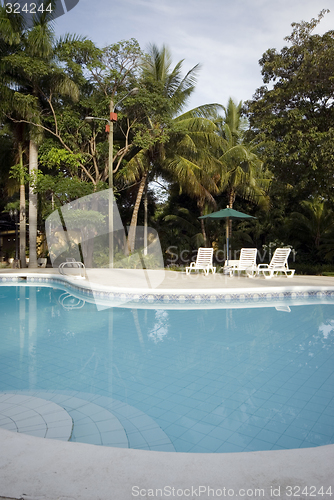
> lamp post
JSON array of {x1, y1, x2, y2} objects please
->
[
  {"x1": 9, "y1": 208, "x2": 19, "y2": 267},
  {"x1": 85, "y1": 88, "x2": 138, "y2": 268}
]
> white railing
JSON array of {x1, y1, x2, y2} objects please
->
[
  {"x1": 58, "y1": 292, "x2": 86, "y2": 310},
  {"x1": 58, "y1": 259, "x2": 86, "y2": 279}
]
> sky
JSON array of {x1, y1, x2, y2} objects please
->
[{"x1": 54, "y1": 0, "x2": 333, "y2": 111}]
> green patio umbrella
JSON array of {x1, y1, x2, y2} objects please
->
[{"x1": 199, "y1": 207, "x2": 256, "y2": 264}]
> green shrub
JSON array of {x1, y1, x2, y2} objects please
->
[{"x1": 293, "y1": 263, "x2": 334, "y2": 275}]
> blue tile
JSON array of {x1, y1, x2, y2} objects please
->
[
  {"x1": 304, "y1": 402, "x2": 327, "y2": 413},
  {"x1": 73, "y1": 434, "x2": 101, "y2": 445},
  {"x1": 188, "y1": 444, "x2": 212, "y2": 453},
  {"x1": 197, "y1": 435, "x2": 223, "y2": 452},
  {"x1": 220, "y1": 418, "x2": 243, "y2": 432},
  {"x1": 190, "y1": 421, "x2": 216, "y2": 435},
  {"x1": 264, "y1": 420, "x2": 289, "y2": 434},
  {"x1": 227, "y1": 410, "x2": 250, "y2": 423},
  {"x1": 276, "y1": 435, "x2": 303, "y2": 449},
  {"x1": 216, "y1": 442, "x2": 244, "y2": 453},
  {"x1": 309, "y1": 395, "x2": 331, "y2": 406},
  {"x1": 179, "y1": 428, "x2": 206, "y2": 444},
  {"x1": 271, "y1": 444, "x2": 286, "y2": 450},
  {"x1": 305, "y1": 431, "x2": 332, "y2": 446},
  {"x1": 155, "y1": 400, "x2": 174, "y2": 410},
  {"x1": 226, "y1": 432, "x2": 254, "y2": 447},
  {"x1": 247, "y1": 439, "x2": 274, "y2": 452},
  {"x1": 173, "y1": 438, "x2": 195, "y2": 452},
  {"x1": 164, "y1": 423, "x2": 188, "y2": 438},
  {"x1": 254, "y1": 407, "x2": 276, "y2": 419},
  {"x1": 300, "y1": 409, "x2": 322, "y2": 422},
  {"x1": 220, "y1": 399, "x2": 241, "y2": 410},
  {"x1": 186, "y1": 408, "x2": 208, "y2": 420},
  {"x1": 208, "y1": 426, "x2": 234, "y2": 440},
  {"x1": 262, "y1": 401, "x2": 284, "y2": 413},
  {"x1": 156, "y1": 410, "x2": 179, "y2": 424},
  {"x1": 284, "y1": 425, "x2": 309, "y2": 441},
  {"x1": 269, "y1": 394, "x2": 289, "y2": 404},
  {"x1": 311, "y1": 421, "x2": 334, "y2": 437},
  {"x1": 149, "y1": 443, "x2": 175, "y2": 452},
  {"x1": 255, "y1": 429, "x2": 281, "y2": 445},
  {"x1": 299, "y1": 441, "x2": 318, "y2": 449},
  {"x1": 317, "y1": 413, "x2": 334, "y2": 426},
  {"x1": 271, "y1": 412, "x2": 296, "y2": 425},
  {"x1": 238, "y1": 423, "x2": 261, "y2": 438},
  {"x1": 323, "y1": 406, "x2": 334, "y2": 417}
]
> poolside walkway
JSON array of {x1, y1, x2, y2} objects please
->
[
  {"x1": 0, "y1": 268, "x2": 334, "y2": 499},
  {"x1": 2, "y1": 266, "x2": 334, "y2": 290}
]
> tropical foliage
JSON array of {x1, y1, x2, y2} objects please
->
[{"x1": 0, "y1": 9, "x2": 333, "y2": 272}]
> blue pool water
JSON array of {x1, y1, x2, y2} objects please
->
[{"x1": 0, "y1": 285, "x2": 334, "y2": 453}]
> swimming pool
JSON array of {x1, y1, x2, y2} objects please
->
[{"x1": 1, "y1": 284, "x2": 333, "y2": 453}]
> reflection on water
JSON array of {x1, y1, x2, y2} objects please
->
[
  {"x1": 0, "y1": 285, "x2": 334, "y2": 452},
  {"x1": 319, "y1": 320, "x2": 334, "y2": 339},
  {"x1": 148, "y1": 310, "x2": 169, "y2": 343}
]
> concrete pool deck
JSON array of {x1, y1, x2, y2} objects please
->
[
  {"x1": 2, "y1": 266, "x2": 334, "y2": 289},
  {"x1": 0, "y1": 268, "x2": 334, "y2": 499}
]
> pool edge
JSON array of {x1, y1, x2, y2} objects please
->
[{"x1": 1, "y1": 269, "x2": 334, "y2": 499}]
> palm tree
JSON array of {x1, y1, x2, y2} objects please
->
[
  {"x1": 287, "y1": 198, "x2": 334, "y2": 259},
  {"x1": 121, "y1": 44, "x2": 220, "y2": 252},
  {"x1": 1, "y1": 6, "x2": 78, "y2": 266},
  {"x1": 211, "y1": 98, "x2": 271, "y2": 243},
  {"x1": 216, "y1": 98, "x2": 270, "y2": 209}
]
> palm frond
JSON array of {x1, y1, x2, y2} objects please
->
[{"x1": 177, "y1": 104, "x2": 224, "y2": 121}]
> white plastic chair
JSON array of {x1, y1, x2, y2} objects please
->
[
  {"x1": 257, "y1": 248, "x2": 295, "y2": 279},
  {"x1": 224, "y1": 248, "x2": 258, "y2": 277},
  {"x1": 186, "y1": 248, "x2": 216, "y2": 276}
]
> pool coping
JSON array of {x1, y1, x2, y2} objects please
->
[
  {"x1": 1, "y1": 269, "x2": 334, "y2": 499},
  {"x1": 2, "y1": 269, "x2": 334, "y2": 309}
]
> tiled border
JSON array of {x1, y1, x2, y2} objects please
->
[
  {"x1": 0, "y1": 394, "x2": 73, "y2": 440},
  {"x1": 1, "y1": 274, "x2": 334, "y2": 309},
  {"x1": 3, "y1": 391, "x2": 175, "y2": 452}
]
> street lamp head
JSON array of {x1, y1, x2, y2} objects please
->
[
  {"x1": 129, "y1": 87, "x2": 139, "y2": 95},
  {"x1": 85, "y1": 116, "x2": 108, "y2": 123},
  {"x1": 9, "y1": 209, "x2": 18, "y2": 218}
]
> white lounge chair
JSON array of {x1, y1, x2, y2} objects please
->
[
  {"x1": 186, "y1": 248, "x2": 216, "y2": 276},
  {"x1": 224, "y1": 248, "x2": 258, "y2": 277},
  {"x1": 257, "y1": 248, "x2": 295, "y2": 279}
]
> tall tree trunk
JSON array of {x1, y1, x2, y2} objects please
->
[
  {"x1": 228, "y1": 190, "x2": 235, "y2": 209},
  {"x1": 198, "y1": 202, "x2": 208, "y2": 247},
  {"x1": 228, "y1": 189, "x2": 236, "y2": 245},
  {"x1": 143, "y1": 178, "x2": 148, "y2": 256},
  {"x1": 19, "y1": 143, "x2": 26, "y2": 268},
  {"x1": 200, "y1": 217, "x2": 208, "y2": 247},
  {"x1": 127, "y1": 171, "x2": 148, "y2": 254},
  {"x1": 28, "y1": 140, "x2": 38, "y2": 268}
]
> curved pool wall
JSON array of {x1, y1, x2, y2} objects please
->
[
  {"x1": 1, "y1": 271, "x2": 334, "y2": 310},
  {"x1": 1, "y1": 270, "x2": 334, "y2": 499}
]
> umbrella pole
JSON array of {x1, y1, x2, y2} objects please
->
[{"x1": 226, "y1": 218, "x2": 229, "y2": 265}]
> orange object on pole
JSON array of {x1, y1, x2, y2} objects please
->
[
  {"x1": 110, "y1": 112, "x2": 118, "y2": 122},
  {"x1": 105, "y1": 124, "x2": 110, "y2": 133}
]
